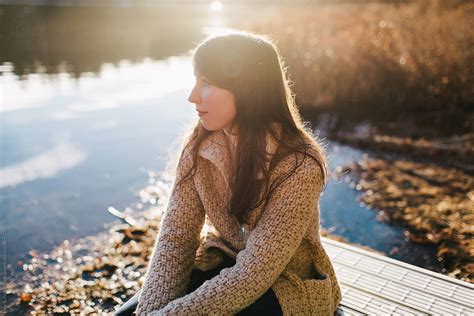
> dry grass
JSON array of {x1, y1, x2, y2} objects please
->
[{"x1": 246, "y1": 1, "x2": 473, "y2": 134}]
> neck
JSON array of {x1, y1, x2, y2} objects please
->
[
  {"x1": 223, "y1": 128, "x2": 238, "y2": 145},
  {"x1": 223, "y1": 127, "x2": 238, "y2": 136},
  {"x1": 222, "y1": 129, "x2": 238, "y2": 170}
]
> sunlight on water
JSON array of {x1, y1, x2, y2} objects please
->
[
  {"x1": 0, "y1": 56, "x2": 194, "y2": 114},
  {"x1": 0, "y1": 141, "x2": 87, "y2": 188}
]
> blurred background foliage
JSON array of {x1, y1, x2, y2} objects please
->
[{"x1": 247, "y1": 0, "x2": 473, "y2": 137}]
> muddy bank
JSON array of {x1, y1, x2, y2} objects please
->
[
  {"x1": 339, "y1": 155, "x2": 473, "y2": 284},
  {"x1": 334, "y1": 127, "x2": 474, "y2": 173},
  {"x1": 305, "y1": 111, "x2": 474, "y2": 173}
]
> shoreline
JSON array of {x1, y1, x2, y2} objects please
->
[{"x1": 303, "y1": 109, "x2": 473, "y2": 172}]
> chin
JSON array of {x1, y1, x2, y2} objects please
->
[
  {"x1": 200, "y1": 120, "x2": 224, "y2": 132},
  {"x1": 200, "y1": 121, "x2": 215, "y2": 131}
]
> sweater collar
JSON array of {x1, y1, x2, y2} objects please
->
[{"x1": 197, "y1": 123, "x2": 281, "y2": 191}]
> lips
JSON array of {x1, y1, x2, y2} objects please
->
[{"x1": 197, "y1": 110, "x2": 208, "y2": 117}]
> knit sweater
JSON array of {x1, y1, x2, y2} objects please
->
[{"x1": 135, "y1": 125, "x2": 342, "y2": 315}]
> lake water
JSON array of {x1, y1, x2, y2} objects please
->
[
  {"x1": 1, "y1": 56, "x2": 198, "y2": 271},
  {"x1": 0, "y1": 3, "x2": 443, "y2": 280}
]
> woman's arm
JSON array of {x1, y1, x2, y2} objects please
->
[
  {"x1": 151, "y1": 154, "x2": 324, "y2": 316},
  {"x1": 135, "y1": 151, "x2": 206, "y2": 314}
]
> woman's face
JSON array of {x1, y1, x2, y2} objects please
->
[{"x1": 188, "y1": 73, "x2": 237, "y2": 133}]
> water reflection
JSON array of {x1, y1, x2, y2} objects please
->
[
  {"x1": 1, "y1": 55, "x2": 197, "y2": 273},
  {"x1": 0, "y1": 142, "x2": 87, "y2": 188},
  {"x1": 0, "y1": 4, "x2": 211, "y2": 78},
  {"x1": 0, "y1": 3, "x2": 271, "y2": 80},
  {"x1": 321, "y1": 141, "x2": 443, "y2": 271},
  {"x1": 1, "y1": 56, "x2": 194, "y2": 113}
]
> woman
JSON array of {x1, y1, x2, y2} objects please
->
[{"x1": 117, "y1": 31, "x2": 342, "y2": 315}]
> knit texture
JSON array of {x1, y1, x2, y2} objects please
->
[{"x1": 135, "y1": 126, "x2": 342, "y2": 315}]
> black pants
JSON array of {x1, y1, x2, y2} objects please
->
[{"x1": 114, "y1": 253, "x2": 283, "y2": 315}]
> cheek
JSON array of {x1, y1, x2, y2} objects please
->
[
  {"x1": 210, "y1": 103, "x2": 236, "y2": 129},
  {"x1": 221, "y1": 102, "x2": 236, "y2": 120},
  {"x1": 201, "y1": 87, "x2": 236, "y2": 121},
  {"x1": 200, "y1": 86, "x2": 212, "y2": 99}
]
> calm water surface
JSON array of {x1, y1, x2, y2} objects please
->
[{"x1": 1, "y1": 56, "x2": 197, "y2": 271}]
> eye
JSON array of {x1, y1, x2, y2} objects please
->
[{"x1": 200, "y1": 76, "x2": 211, "y2": 86}]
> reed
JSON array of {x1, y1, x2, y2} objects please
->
[{"x1": 247, "y1": 1, "x2": 473, "y2": 135}]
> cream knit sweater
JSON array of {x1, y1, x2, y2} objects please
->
[{"x1": 135, "y1": 126, "x2": 342, "y2": 315}]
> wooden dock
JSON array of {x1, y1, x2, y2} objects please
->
[{"x1": 321, "y1": 237, "x2": 474, "y2": 315}]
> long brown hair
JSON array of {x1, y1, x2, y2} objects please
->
[{"x1": 176, "y1": 31, "x2": 328, "y2": 225}]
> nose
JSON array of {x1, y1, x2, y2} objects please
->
[{"x1": 188, "y1": 84, "x2": 200, "y2": 104}]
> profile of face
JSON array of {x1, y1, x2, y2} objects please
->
[{"x1": 188, "y1": 73, "x2": 237, "y2": 133}]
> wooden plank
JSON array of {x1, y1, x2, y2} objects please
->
[{"x1": 320, "y1": 237, "x2": 474, "y2": 315}]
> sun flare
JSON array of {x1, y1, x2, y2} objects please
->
[{"x1": 210, "y1": 1, "x2": 223, "y2": 13}]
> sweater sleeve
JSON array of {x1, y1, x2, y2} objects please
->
[
  {"x1": 135, "y1": 150, "x2": 206, "y2": 314},
  {"x1": 150, "y1": 155, "x2": 324, "y2": 316}
]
